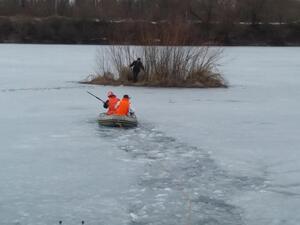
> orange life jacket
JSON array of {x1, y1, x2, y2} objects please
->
[
  {"x1": 115, "y1": 98, "x2": 130, "y2": 116},
  {"x1": 107, "y1": 96, "x2": 119, "y2": 115}
]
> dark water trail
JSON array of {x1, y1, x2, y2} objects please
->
[{"x1": 96, "y1": 123, "x2": 267, "y2": 225}]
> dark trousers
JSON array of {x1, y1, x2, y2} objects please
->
[{"x1": 133, "y1": 70, "x2": 139, "y2": 82}]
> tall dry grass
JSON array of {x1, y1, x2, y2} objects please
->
[{"x1": 82, "y1": 44, "x2": 226, "y2": 88}]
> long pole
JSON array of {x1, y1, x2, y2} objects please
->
[{"x1": 87, "y1": 91, "x2": 105, "y2": 103}]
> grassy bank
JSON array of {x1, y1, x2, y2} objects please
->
[{"x1": 81, "y1": 72, "x2": 226, "y2": 88}]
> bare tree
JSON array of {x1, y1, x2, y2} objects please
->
[
  {"x1": 189, "y1": 0, "x2": 219, "y2": 36},
  {"x1": 237, "y1": 0, "x2": 269, "y2": 25},
  {"x1": 269, "y1": 0, "x2": 300, "y2": 24}
]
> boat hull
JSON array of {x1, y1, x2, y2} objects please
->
[{"x1": 98, "y1": 113, "x2": 138, "y2": 128}]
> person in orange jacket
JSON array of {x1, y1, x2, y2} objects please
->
[
  {"x1": 103, "y1": 91, "x2": 119, "y2": 115},
  {"x1": 114, "y1": 95, "x2": 131, "y2": 116}
]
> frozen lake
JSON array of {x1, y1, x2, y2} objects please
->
[{"x1": 0, "y1": 44, "x2": 300, "y2": 225}]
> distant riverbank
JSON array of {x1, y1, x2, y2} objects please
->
[{"x1": 1, "y1": 16, "x2": 300, "y2": 46}]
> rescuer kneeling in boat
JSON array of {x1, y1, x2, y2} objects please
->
[
  {"x1": 103, "y1": 91, "x2": 119, "y2": 115},
  {"x1": 114, "y1": 95, "x2": 131, "y2": 116}
]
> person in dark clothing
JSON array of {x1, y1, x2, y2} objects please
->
[{"x1": 130, "y1": 58, "x2": 145, "y2": 82}]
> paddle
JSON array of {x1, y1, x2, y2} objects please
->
[{"x1": 87, "y1": 91, "x2": 105, "y2": 103}]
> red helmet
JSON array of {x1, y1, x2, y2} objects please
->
[{"x1": 107, "y1": 91, "x2": 115, "y2": 97}]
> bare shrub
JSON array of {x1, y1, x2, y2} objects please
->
[
  {"x1": 119, "y1": 66, "x2": 132, "y2": 82},
  {"x1": 86, "y1": 44, "x2": 226, "y2": 88},
  {"x1": 86, "y1": 17, "x2": 226, "y2": 88}
]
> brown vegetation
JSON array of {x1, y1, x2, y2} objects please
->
[
  {"x1": 0, "y1": 0, "x2": 300, "y2": 45},
  {"x1": 1, "y1": 0, "x2": 300, "y2": 24},
  {"x1": 81, "y1": 20, "x2": 227, "y2": 88},
  {"x1": 81, "y1": 45, "x2": 227, "y2": 88}
]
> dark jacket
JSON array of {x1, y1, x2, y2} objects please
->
[{"x1": 130, "y1": 60, "x2": 145, "y2": 73}]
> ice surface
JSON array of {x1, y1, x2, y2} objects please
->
[{"x1": 0, "y1": 44, "x2": 300, "y2": 225}]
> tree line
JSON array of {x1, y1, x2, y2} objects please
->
[
  {"x1": 1, "y1": 0, "x2": 300, "y2": 24},
  {"x1": 0, "y1": 0, "x2": 300, "y2": 45}
]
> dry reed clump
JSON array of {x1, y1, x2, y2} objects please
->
[
  {"x1": 83, "y1": 45, "x2": 227, "y2": 88},
  {"x1": 81, "y1": 72, "x2": 119, "y2": 85}
]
